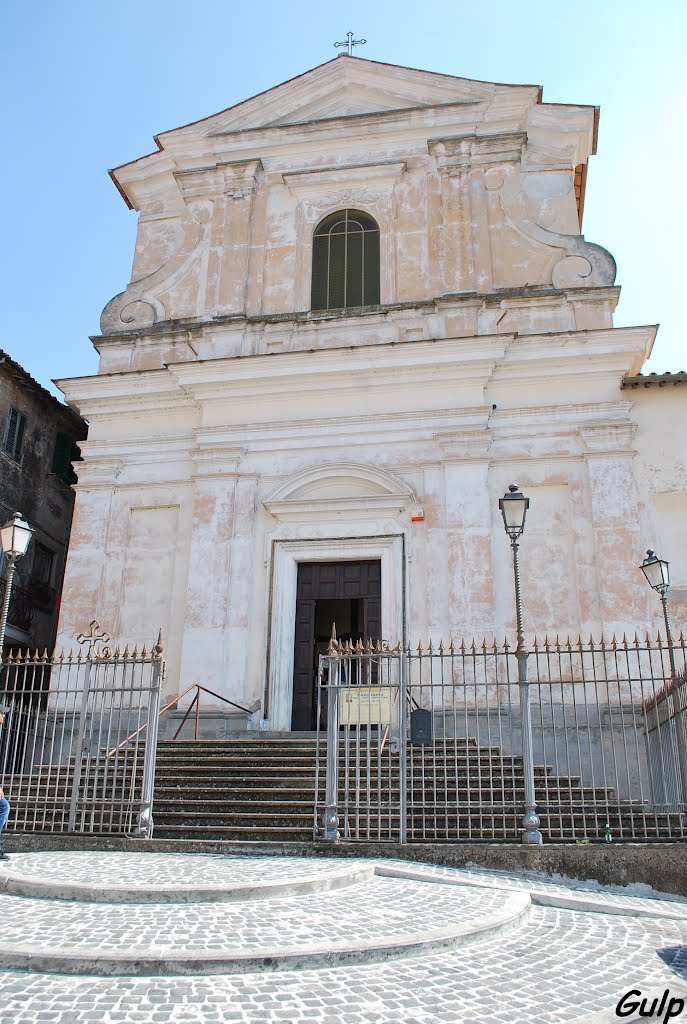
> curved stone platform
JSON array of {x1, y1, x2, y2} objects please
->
[
  {"x1": 0, "y1": 851, "x2": 374, "y2": 902},
  {"x1": 0, "y1": 851, "x2": 685, "y2": 1022},
  {"x1": 0, "y1": 853, "x2": 529, "y2": 975}
]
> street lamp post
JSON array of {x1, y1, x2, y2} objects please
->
[
  {"x1": 499, "y1": 484, "x2": 543, "y2": 845},
  {"x1": 0, "y1": 512, "x2": 34, "y2": 657},
  {"x1": 640, "y1": 549, "x2": 686, "y2": 803},
  {"x1": 640, "y1": 550, "x2": 676, "y2": 678}
]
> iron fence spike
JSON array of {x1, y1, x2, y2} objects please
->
[
  {"x1": 428, "y1": 640, "x2": 434, "y2": 655},
  {"x1": 449, "y1": 639, "x2": 455, "y2": 654},
  {"x1": 132, "y1": 645, "x2": 139, "y2": 658},
  {"x1": 154, "y1": 628, "x2": 164, "y2": 656},
  {"x1": 141, "y1": 644, "x2": 148, "y2": 658},
  {"x1": 438, "y1": 640, "x2": 444, "y2": 654},
  {"x1": 123, "y1": 645, "x2": 130, "y2": 658},
  {"x1": 417, "y1": 641, "x2": 423, "y2": 654}
]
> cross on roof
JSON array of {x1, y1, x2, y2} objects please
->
[{"x1": 334, "y1": 31, "x2": 366, "y2": 56}]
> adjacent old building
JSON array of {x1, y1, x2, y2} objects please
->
[
  {"x1": 0, "y1": 350, "x2": 87, "y2": 655},
  {"x1": 54, "y1": 55, "x2": 686, "y2": 729}
]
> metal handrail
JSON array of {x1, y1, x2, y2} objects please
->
[{"x1": 109, "y1": 682, "x2": 253, "y2": 754}]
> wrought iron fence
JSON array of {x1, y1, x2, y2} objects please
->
[
  {"x1": 0, "y1": 622, "x2": 163, "y2": 836},
  {"x1": 315, "y1": 633, "x2": 687, "y2": 843}
]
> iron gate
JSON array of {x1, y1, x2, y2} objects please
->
[
  {"x1": 315, "y1": 634, "x2": 687, "y2": 843},
  {"x1": 0, "y1": 622, "x2": 163, "y2": 836}
]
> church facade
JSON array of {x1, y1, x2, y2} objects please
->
[{"x1": 55, "y1": 56, "x2": 687, "y2": 730}]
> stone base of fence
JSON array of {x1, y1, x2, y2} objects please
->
[{"x1": 4, "y1": 832, "x2": 686, "y2": 898}]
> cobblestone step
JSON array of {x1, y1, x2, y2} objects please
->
[{"x1": 0, "y1": 853, "x2": 531, "y2": 975}]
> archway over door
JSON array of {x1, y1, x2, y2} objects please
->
[{"x1": 292, "y1": 560, "x2": 381, "y2": 730}]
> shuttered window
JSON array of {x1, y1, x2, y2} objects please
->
[
  {"x1": 311, "y1": 210, "x2": 380, "y2": 312},
  {"x1": 32, "y1": 542, "x2": 55, "y2": 586},
  {"x1": 2, "y1": 406, "x2": 26, "y2": 461},
  {"x1": 51, "y1": 431, "x2": 82, "y2": 484}
]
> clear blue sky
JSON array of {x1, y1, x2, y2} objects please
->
[{"x1": 2, "y1": 0, "x2": 685, "y2": 398}]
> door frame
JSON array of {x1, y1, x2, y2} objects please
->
[{"x1": 266, "y1": 536, "x2": 405, "y2": 731}]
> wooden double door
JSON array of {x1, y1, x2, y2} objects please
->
[{"x1": 291, "y1": 560, "x2": 381, "y2": 730}]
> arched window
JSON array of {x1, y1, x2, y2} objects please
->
[{"x1": 311, "y1": 209, "x2": 380, "y2": 311}]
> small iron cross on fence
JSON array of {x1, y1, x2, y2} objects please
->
[{"x1": 334, "y1": 31, "x2": 366, "y2": 56}]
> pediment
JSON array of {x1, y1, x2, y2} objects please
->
[
  {"x1": 264, "y1": 462, "x2": 416, "y2": 523},
  {"x1": 162, "y1": 57, "x2": 499, "y2": 142}
]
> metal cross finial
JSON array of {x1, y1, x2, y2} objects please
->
[
  {"x1": 76, "y1": 619, "x2": 112, "y2": 660},
  {"x1": 334, "y1": 31, "x2": 366, "y2": 56}
]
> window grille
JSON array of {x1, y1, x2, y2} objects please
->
[
  {"x1": 311, "y1": 209, "x2": 380, "y2": 312},
  {"x1": 2, "y1": 406, "x2": 26, "y2": 462}
]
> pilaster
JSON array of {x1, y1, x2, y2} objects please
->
[
  {"x1": 436, "y1": 430, "x2": 496, "y2": 642},
  {"x1": 579, "y1": 423, "x2": 651, "y2": 635},
  {"x1": 178, "y1": 445, "x2": 245, "y2": 701}
]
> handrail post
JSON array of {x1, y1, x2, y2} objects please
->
[
  {"x1": 135, "y1": 643, "x2": 163, "y2": 837},
  {"x1": 68, "y1": 658, "x2": 92, "y2": 832},
  {"x1": 322, "y1": 655, "x2": 340, "y2": 841},
  {"x1": 398, "y1": 649, "x2": 408, "y2": 844}
]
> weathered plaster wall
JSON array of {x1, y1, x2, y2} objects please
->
[
  {"x1": 54, "y1": 58, "x2": 684, "y2": 727},
  {"x1": 629, "y1": 386, "x2": 687, "y2": 632},
  {"x1": 98, "y1": 58, "x2": 613, "y2": 349}
]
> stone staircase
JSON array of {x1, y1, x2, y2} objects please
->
[
  {"x1": 4, "y1": 734, "x2": 683, "y2": 841},
  {"x1": 150, "y1": 736, "x2": 684, "y2": 842}
]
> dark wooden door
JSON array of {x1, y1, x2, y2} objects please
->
[{"x1": 291, "y1": 560, "x2": 381, "y2": 730}]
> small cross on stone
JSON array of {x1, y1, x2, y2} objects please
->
[{"x1": 334, "y1": 31, "x2": 366, "y2": 56}]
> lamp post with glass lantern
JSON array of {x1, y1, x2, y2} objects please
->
[
  {"x1": 640, "y1": 550, "x2": 676, "y2": 678},
  {"x1": 640, "y1": 549, "x2": 686, "y2": 803},
  {"x1": 0, "y1": 513, "x2": 34, "y2": 656},
  {"x1": 499, "y1": 484, "x2": 543, "y2": 845}
]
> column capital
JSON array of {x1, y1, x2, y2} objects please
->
[
  {"x1": 435, "y1": 429, "x2": 492, "y2": 461},
  {"x1": 190, "y1": 445, "x2": 247, "y2": 478},
  {"x1": 578, "y1": 422, "x2": 636, "y2": 456}
]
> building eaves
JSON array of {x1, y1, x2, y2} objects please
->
[
  {"x1": 621, "y1": 371, "x2": 687, "y2": 390},
  {"x1": 0, "y1": 350, "x2": 87, "y2": 432}
]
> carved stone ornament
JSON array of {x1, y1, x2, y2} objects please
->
[{"x1": 100, "y1": 199, "x2": 214, "y2": 334}]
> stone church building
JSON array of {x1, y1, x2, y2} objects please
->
[{"x1": 56, "y1": 55, "x2": 687, "y2": 730}]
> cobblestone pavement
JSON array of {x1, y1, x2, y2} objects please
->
[{"x1": 0, "y1": 851, "x2": 686, "y2": 1024}]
